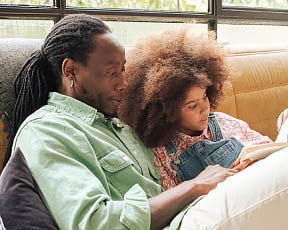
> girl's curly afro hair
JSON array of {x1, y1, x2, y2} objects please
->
[{"x1": 118, "y1": 26, "x2": 229, "y2": 148}]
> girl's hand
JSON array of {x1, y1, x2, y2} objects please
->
[
  {"x1": 277, "y1": 109, "x2": 288, "y2": 132},
  {"x1": 230, "y1": 158, "x2": 255, "y2": 171}
]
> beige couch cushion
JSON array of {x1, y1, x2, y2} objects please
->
[{"x1": 218, "y1": 45, "x2": 288, "y2": 141}]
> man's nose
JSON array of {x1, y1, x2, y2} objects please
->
[{"x1": 116, "y1": 76, "x2": 128, "y2": 90}]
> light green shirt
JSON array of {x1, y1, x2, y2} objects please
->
[{"x1": 12, "y1": 92, "x2": 163, "y2": 230}]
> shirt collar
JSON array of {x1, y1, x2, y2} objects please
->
[
  {"x1": 178, "y1": 126, "x2": 210, "y2": 143},
  {"x1": 202, "y1": 126, "x2": 210, "y2": 138},
  {"x1": 48, "y1": 92, "x2": 105, "y2": 125}
]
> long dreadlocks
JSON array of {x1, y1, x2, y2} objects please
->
[{"x1": 4, "y1": 14, "x2": 111, "y2": 166}]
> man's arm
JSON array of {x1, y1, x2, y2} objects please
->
[{"x1": 149, "y1": 161, "x2": 252, "y2": 230}]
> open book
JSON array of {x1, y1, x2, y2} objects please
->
[{"x1": 238, "y1": 142, "x2": 288, "y2": 162}]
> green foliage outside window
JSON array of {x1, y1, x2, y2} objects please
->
[
  {"x1": 223, "y1": 0, "x2": 288, "y2": 8},
  {"x1": 1, "y1": 0, "x2": 288, "y2": 10},
  {"x1": 0, "y1": 0, "x2": 51, "y2": 5},
  {"x1": 0, "y1": 0, "x2": 208, "y2": 12},
  {"x1": 66, "y1": 0, "x2": 207, "y2": 12}
]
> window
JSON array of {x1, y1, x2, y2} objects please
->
[
  {"x1": 0, "y1": 0, "x2": 52, "y2": 6},
  {"x1": 67, "y1": 0, "x2": 209, "y2": 12},
  {"x1": 107, "y1": 21, "x2": 208, "y2": 47},
  {"x1": 218, "y1": 24, "x2": 288, "y2": 45},
  {"x1": 0, "y1": 19, "x2": 53, "y2": 38},
  {"x1": 0, "y1": 0, "x2": 288, "y2": 46},
  {"x1": 223, "y1": 0, "x2": 288, "y2": 9}
]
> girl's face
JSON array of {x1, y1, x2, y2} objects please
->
[{"x1": 178, "y1": 86, "x2": 210, "y2": 136}]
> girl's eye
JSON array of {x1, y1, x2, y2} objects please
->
[{"x1": 188, "y1": 104, "x2": 197, "y2": 109}]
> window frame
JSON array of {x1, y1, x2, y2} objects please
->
[{"x1": 1, "y1": 0, "x2": 288, "y2": 34}]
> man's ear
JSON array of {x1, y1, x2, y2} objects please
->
[{"x1": 62, "y1": 58, "x2": 76, "y2": 80}]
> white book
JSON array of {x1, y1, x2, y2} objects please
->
[{"x1": 238, "y1": 142, "x2": 288, "y2": 162}]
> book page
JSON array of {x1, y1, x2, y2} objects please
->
[{"x1": 238, "y1": 142, "x2": 288, "y2": 162}]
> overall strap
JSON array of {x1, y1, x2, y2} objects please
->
[
  {"x1": 208, "y1": 112, "x2": 223, "y2": 141},
  {"x1": 165, "y1": 139, "x2": 177, "y2": 155}
]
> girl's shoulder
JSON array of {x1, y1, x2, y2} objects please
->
[{"x1": 212, "y1": 111, "x2": 236, "y2": 121}]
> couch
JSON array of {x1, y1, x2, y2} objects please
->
[
  {"x1": 1, "y1": 38, "x2": 288, "y2": 230},
  {"x1": 1, "y1": 39, "x2": 288, "y2": 173}
]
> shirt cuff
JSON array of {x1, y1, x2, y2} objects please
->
[
  {"x1": 169, "y1": 195, "x2": 205, "y2": 230},
  {"x1": 120, "y1": 184, "x2": 150, "y2": 230}
]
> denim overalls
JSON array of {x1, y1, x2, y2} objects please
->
[{"x1": 165, "y1": 113, "x2": 243, "y2": 181}]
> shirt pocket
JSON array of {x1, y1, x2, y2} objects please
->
[
  {"x1": 99, "y1": 149, "x2": 133, "y2": 172},
  {"x1": 99, "y1": 149, "x2": 141, "y2": 197}
]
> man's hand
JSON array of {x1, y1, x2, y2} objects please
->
[
  {"x1": 149, "y1": 164, "x2": 242, "y2": 230},
  {"x1": 192, "y1": 161, "x2": 251, "y2": 197}
]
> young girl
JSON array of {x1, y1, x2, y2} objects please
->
[{"x1": 118, "y1": 27, "x2": 272, "y2": 190}]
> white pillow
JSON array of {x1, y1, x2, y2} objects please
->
[{"x1": 180, "y1": 147, "x2": 288, "y2": 230}]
